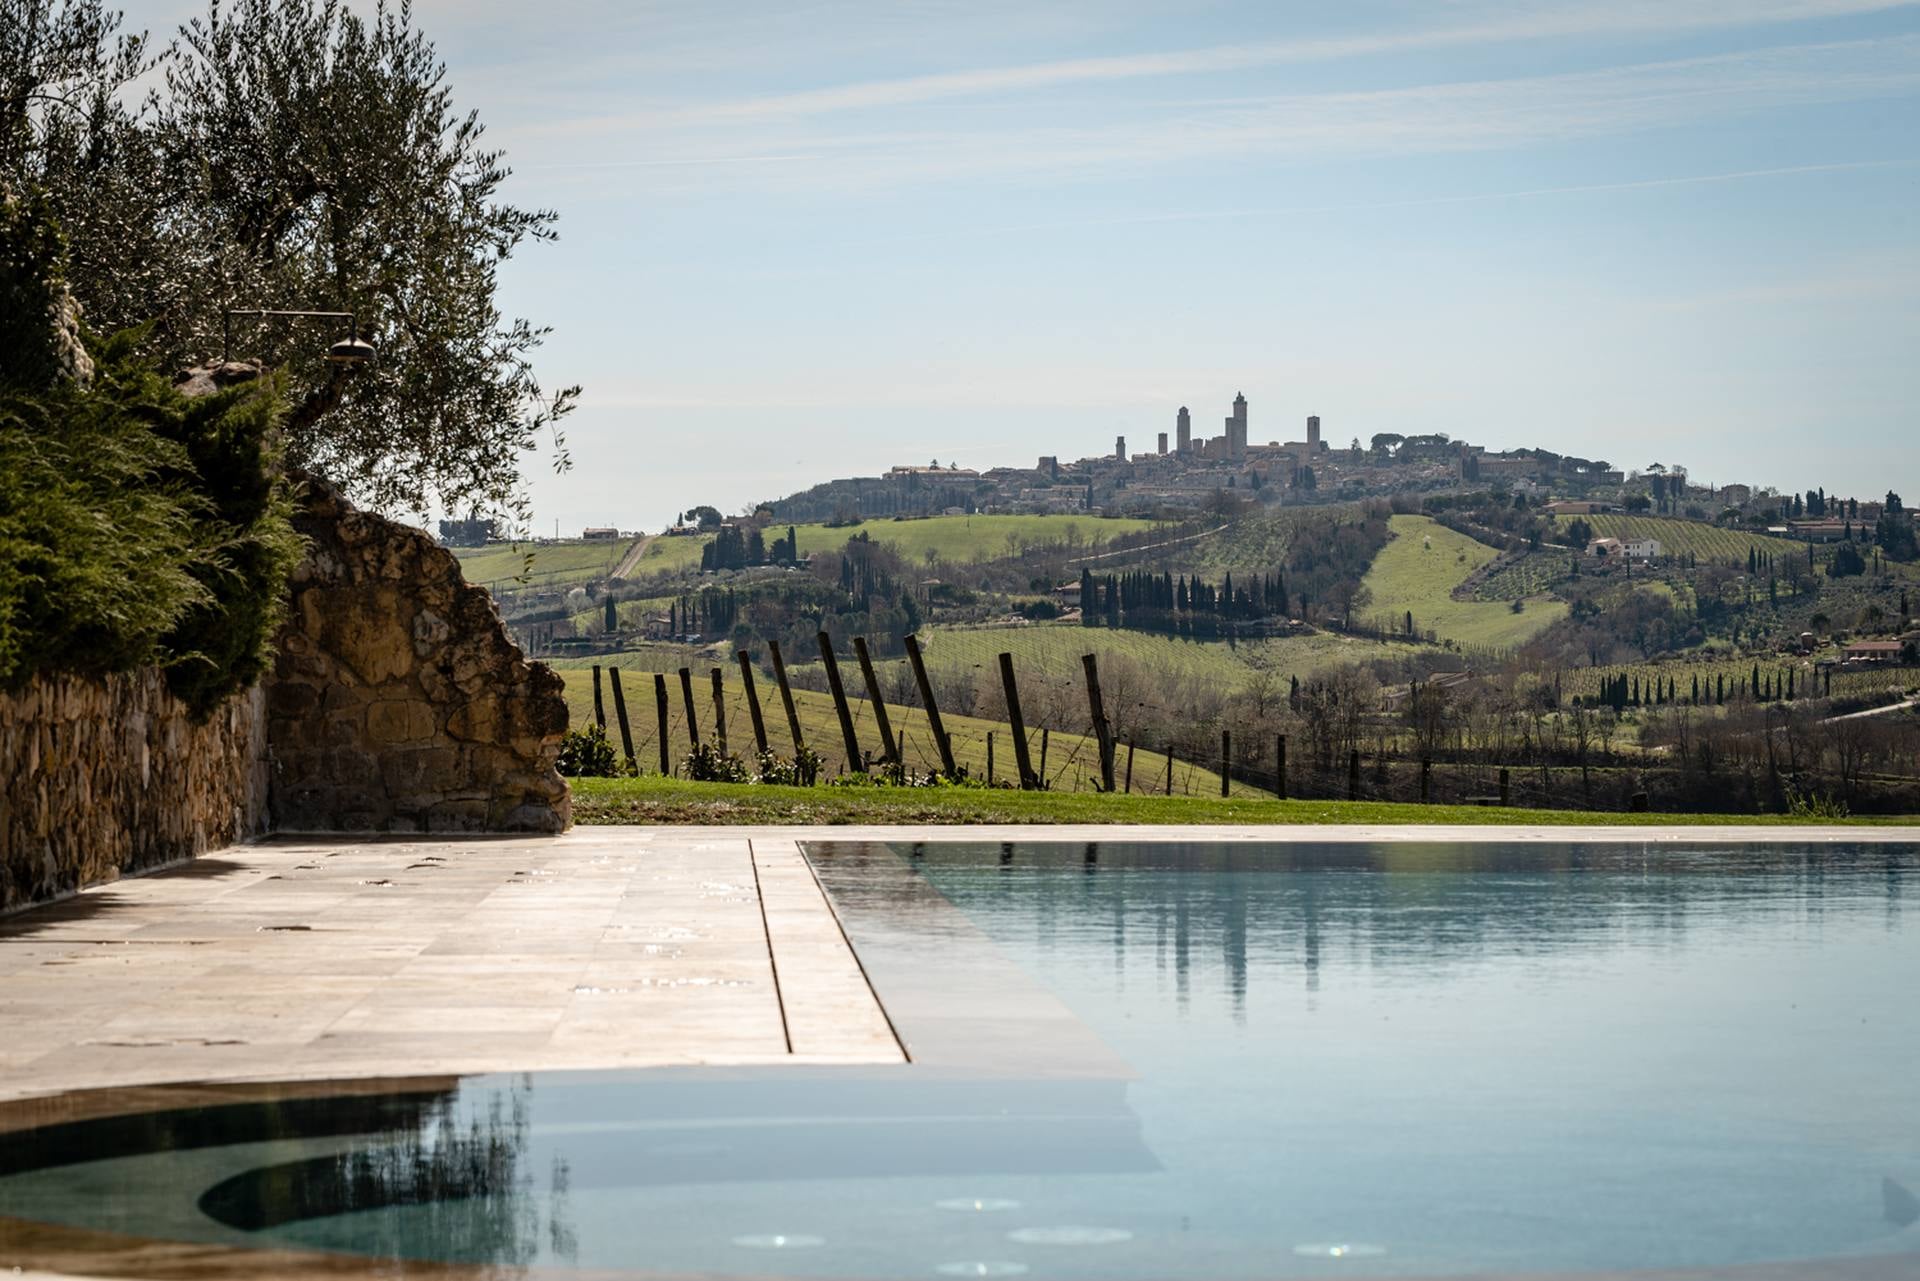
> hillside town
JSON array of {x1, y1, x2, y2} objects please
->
[{"x1": 761, "y1": 391, "x2": 1771, "y2": 525}]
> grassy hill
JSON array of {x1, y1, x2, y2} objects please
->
[
  {"x1": 545, "y1": 656, "x2": 1254, "y2": 796},
  {"x1": 786, "y1": 513, "x2": 1158, "y2": 565},
  {"x1": 900, "y1": 622, "x2": 1437, "y2": 696},
  {"x1": 453, "y1": 538, "x2": 636, "y2": 588},
  {"x1": 1359, "y1": 515, "x2": 1567, "y2": 651}
]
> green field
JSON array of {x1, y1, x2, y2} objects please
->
[
  {"x1": 884, "y1": 623, "x2": 1438, "y2": 697},
  {"x1": 546, "y1": 656, "x2": 1250, "y2": 795},
  {"x1": 454, "y1": 538, "x2": 636, "y2": 588},
  {"x1": 568, "y1": 774, "x2": 1915, "y2": 826},
  {"x1": 622, "y1": 533, "x2": 708, "y2": 576},
  {"x1": 788, "y1": 513, "x2": 1158, "y2": 565},
  {"x1": 1578, "y1": 515, "x2": 1810, "y2": 565},
  {"x1": 1557, "y1": 653, "x2": 1916, "y2": 704},
  {"x1": 1360, "y1": 516, "x2": 1567, "y2": 650}
]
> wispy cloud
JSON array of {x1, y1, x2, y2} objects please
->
[
  {"x1": 526, "y1": 0, "x2": 1916, "y2": 136},
  {"x1": 523, "y1": 36, "x2": 1920, "y2": 190}
]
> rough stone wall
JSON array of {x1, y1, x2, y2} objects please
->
[
  {"x1": 266, "y1": 478, "x2": 570, "y2": 833},
  {"x1": 0, "y1": 672, "x2": 267, "y2": 913}
]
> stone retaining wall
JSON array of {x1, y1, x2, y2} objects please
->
[
  {"x1": 0, "y1": 671, "x2": 267, "y2": 913},
  {"x1": 265, "y1": 478, "x2": 571, "y2": 833}
]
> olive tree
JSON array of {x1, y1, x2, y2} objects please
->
[{"x1": 3, "y1": 0, "x2": 576, "y2": 521}]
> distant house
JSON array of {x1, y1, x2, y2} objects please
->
[
  {"x1": 1842, "y1": 640, "x2": 1904, "y2": 665},
  {"x1": 582, "y1": 527, "x2": 621, "y2": 540},
  {"x1": 1053, "y1": 582, "x2": 1083, "y2": 606},
  {"x1": 1718, "y1": 484, "x2": 1753, "y2": 505},
  {"x1": 1586, "y1": 536, "x2": 1659, "y2": 561},
  {"x1": 1788, "y1": 521, "x2": 1851, "y2": 543}
]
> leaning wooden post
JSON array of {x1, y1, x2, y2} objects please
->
[
  {"x1": 710, "y1": 668, "x2": 729, "y2": 757},
  {"x1": 1499, "y1": 767, "x2": 1511, "y2": 807},
  {"x1": 986, "y1": 731, "x2": 995, "y2": 784},
  {"x1": 1123, "y1": 741, "x2": 1136, "y2": 794},
  {"x1": 766, "y1": 639, "x2": 806, "y2": 755},
  {"x1": 1164, "y1": 746, "x2": 1175, "y2": 795},
  {"x1": 1348, "y1": 749, "x2": 1360, "y2": 799},
  {"x1": 1275, "y1": 734, "x2": 1287, "y2": 800},
  {"x1": 678, "y1": 667, "x2": 701, "y2": 746},
  {"x1": 997, "y1": 652, "x2": 1038, "y2": 789},
  {"x1": 851, "y1": 636, "x2": 900, "y2": 768},
  {"x1": 608, "y1": 668, "x2": 636, "y2": 771},
  {"x1": 1220, "y1": 730, "x2": 1231, "y2": 798},
  {"x1": 818, "y1": 631, "x2": 865, "y2": 772},
  {"x1": 1081, "y1": 653, "x2": 1117, "y2": 792},
  {"x1": 736, "y1": 650, "x2": 770, "y2": 756},
  {"x1": 653, "y1": 674, "x2": 671, "y2": 775},
  {"x1": 1420, "y1": 756, "x2": 1432, "y2": 802},
  {"x1": 904, "y1": 634, "x2": 957, "y2": 778},
  {"x1": 592, "y1": 664, "x2": 607, "y2": 731}
]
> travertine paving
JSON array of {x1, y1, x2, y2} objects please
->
[{"x1": 0, "y1": 830, "x2": 899, "y2": 1102}]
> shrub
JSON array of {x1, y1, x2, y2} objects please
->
[
  {"x1": 683, "y1": 742, "x2": 750, "y2": 782},
  {"x1": 556, "y1": 723, "x2": 617, "y2": 777},
  {"x1": 754, "y1": 747, "x2": 822, "y2": 786}
]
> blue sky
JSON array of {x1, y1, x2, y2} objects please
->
[{"x1": 174, "y1": 1, "x2": 1920, "y2": 530}]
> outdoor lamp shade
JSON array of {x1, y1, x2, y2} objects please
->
[{"x1": 326, "y1": 336, "x2": 377, "y2": 365}]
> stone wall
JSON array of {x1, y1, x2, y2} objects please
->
[
  {"x1": 266, "y1": 478, "x2": 570, "y2": 833},
  {"x1": 0, "y1": 672, "x2": 267, "y2": 913}
]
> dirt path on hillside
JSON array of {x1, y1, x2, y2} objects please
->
[
  {"x1": 611, "y1": 534, "x2": 655, "y2": 580},
  {"x1": 1067, "y1": 523, "x2": 1229, "y2": 566}
]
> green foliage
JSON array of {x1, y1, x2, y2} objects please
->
[
  {"x1": 8, "y1": 0, "x2": 577, "y2": 519},
  {"x1": 0, "y1": 190, "x2": 298, "y2": 712},
  {"x1": 753, "y1": 746, "x2": 822, "y2": 786},
  {"x1": 0, "y1": 188, "x2": 68, "y2": 388},
  {"x1": 1829, "y1": 542, "x2": 1866, "y2": 579},
  {"x1": 556, "y1": 723, "x2": 617, "y2": 777},
  {"x1": 1786, "y1": 788, "x2": 1850, "y2": 820},
  {"x1": 682, "y1": 741, "x2": 750, "y2": 783}
]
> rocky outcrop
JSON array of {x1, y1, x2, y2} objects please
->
[
  {"x1": 0, "y1": 672, "x2": 266, "y2": 913},
  {"x1": 266, "y1": 476, "x2": 570, "y2": 833}
]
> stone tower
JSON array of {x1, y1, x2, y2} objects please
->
[
  {"x1": 1228, "y1": 392, "x2": 1248, "y2": 460},
  {"x1": 1115, "y1": 435, "x2": 1126, "y2": 461},
  {"x1": 1176, "y1": 406, "x2": 1192, "y2": 455},
  {"x1": 1157, "y1": 432, "x2": 1168, "y2": 455},
  {"x1": 1307, "y1": 415, "x2": 1321, "y2": 449}
]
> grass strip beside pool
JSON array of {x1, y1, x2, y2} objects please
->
[{"x1": 568, "y1": 776, "x2": 1916, "y2": 826}]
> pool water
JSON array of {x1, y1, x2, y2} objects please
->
[{"x1": 2, "y1": 840, "x2": 1917, "y2": 1279}]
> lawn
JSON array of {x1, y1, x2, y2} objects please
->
[
  {"x1": 454, "y1": 538, "x2": 637, "y2": 588},
  {"x1": 1359, "y1": 515, "x2": 1567, "y2": 651},
  {"x1": 545, "y1": 656, "x2": 1251, "y2": 795},
  {"x1": 567, "y1": 774, "x2": 1915, "y2": 826}
]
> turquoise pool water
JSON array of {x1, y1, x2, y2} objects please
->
[{"x1": 2, "y1": 840, "x2": 1916, "y2": 1279}]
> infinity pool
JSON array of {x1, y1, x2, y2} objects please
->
[{"x1": 2, "y1": 840, "x2": 1916, "y2": 1279}]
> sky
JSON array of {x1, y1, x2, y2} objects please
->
[{"x1": 157, "y1": 0, "x2": 1920, "y2": 531}]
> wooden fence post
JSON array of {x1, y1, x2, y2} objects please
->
[
  {"x1": 904, "y1": 634, "x2": 957, "y2": 778},
  {"x1": 678, "y1": 667, "x2": 701, "y2": 746},
  {"x1": 766, "y1": 639, "x2": 806, "y2": 755},
  {"x1": 1081, "y1": 653, "x2": 1117, "y2": 793},
  {"x1": 986, "y1": 731, "x2": 995, "y2": 784},
  {"x1": 1164, "y1": 746, "x2": 1174, "y2": 795},
  {"x1": 592, "y1": 664, "x2": 606, "y2": 731},
  {"x1": 1275, "y1": 734, "x2": 1287, "y2": 800},
  {"x1": 818, "y1": 631, "x2": 865, "y2": 772},
  {"x1": 653, "y1": 674, "x2": 671, "y2": 775},
  {"x1": 1220, "y1": 730, "x2": 1231, "y2": 797},
  {"x1": 1124, "y1": 741, "x2": 1136, "y2": 794},
  {"x1": 736, "y1": 650, "x2": 769, "y2": 757},
  {"x1": 851, "y1": 637, "x2": 900, "y2": 768},
  {"x1": 608, "y1": 668, "x2": 636, "y2": 771},
  {"x1": 710, "y1": 668, "x2": 728, "y2": 758},
  {"x1": 1348, "y1": 750, "x2": 1360, "y2": 799},
  {"x1": 1039, "y1": 728, "x2": 1050, "y2": 789},
  {"x1": 1420, "y1": 756, "x2": 1431, "y2": 802},
  {"x1": 997, "y1": 652, "x2": 1038, "y2": 789},
  {"x1": 1499, "y1": 767, "x2": 1511, "y2": 807}
]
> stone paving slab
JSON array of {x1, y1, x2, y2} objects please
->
[{"x1": 0, "y1": 830, "x2": 905, "y2": 1103}]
